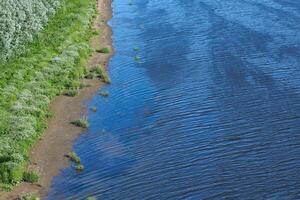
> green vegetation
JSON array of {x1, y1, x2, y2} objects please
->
[
  {"x1": 86, "y1": 66, "x2": 111, "y2": 84},
  {"x1": 75, "y1": 164, "x2": 84, "y2": 172},
  {"x1": 67, "y1": 152, "x2": 84, "y2": 172},
  {"x1": 71, "y1": 117, "x2": 89, "y2": 128},
  {"x1": 134, "y1": 55, "x2": 141, "y2": 63},
  {"x1": 0, "y1": 183, "x2": 12, "y2": 192},
  {"x1": 96, "y1": 47, "x2": 110, "y2": 54},
  {"x1": 22, "y1": 171, "x2": 39, "y2": 183},
  {"x1": 90, "y1": 106, "x2": 97, "y2": 112},
  {"x1": 0, "y1": 0, "x2": 61, "y2": 60},
  {"x1": 86, "y1": 196, "x2": 97, "y2": 200},
  {"x1": 64, "y1": 88, "x2": 80, "y2": 97},
  {"x1": 67, "y1": 152, "x2": 81, "y2": 164},
  {"x1": 19, "y1": 193, "x2": 40, "y2": 200},
  {"x1": 99, "y1": 90, "x2": 109, "y2": 97},
  {"x1": 0, "y1": 0, "x2": 97, "y2": 184}
]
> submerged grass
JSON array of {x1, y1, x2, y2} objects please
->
[{"x1": 0, "y1": 0, "x2": 97, "y2": 184}]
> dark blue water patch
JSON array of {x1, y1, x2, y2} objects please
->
[{"x1": 47, "y1": 0, "x2": 300, "y2": 199}]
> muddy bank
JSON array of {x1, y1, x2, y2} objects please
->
[{"x1": 0, "y1": 0, "x2": 113, "y2": 199}]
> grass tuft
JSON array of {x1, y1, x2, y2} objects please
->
[
  {"x1": 86, "y1": 196, "x2": 97, "y2": 200},
  {"x1": 64, "y1": 88, "x2": 79, "y2": 97},
  {"x1": 22, "y1": 171, "x2": 39, "y2": 183},
  {"x1": 99, "y1": 90, "x2": 109, "y2": 97},
  {"x1": 86, "y1": 66, "x2": 111, "y2": 84},
  {"x1": 96, "y1": 47, "x2": 110, "y2": 54},
  {"x1": 19, "y1": 193, "x2": 40, "y2": 200},
  {"x1": 71, "y1": 117, "x2": 89, "y2": 128},
  {"x1": 67, "y1": 152, "x2": 81, "y2": 164},
  {"x1": 75, "y1": 164, "x2": 84, "y2": 172},
  {"x1": 90, "y1": 106, "x2": 97, "y2": 112}
]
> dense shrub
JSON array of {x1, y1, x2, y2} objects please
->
[
  {"x1": 0, "y1": 0, "x2": 97, "y2": 184},
  {"x1": 0, "y1": 0, "x2": 61, "y2": 59}
]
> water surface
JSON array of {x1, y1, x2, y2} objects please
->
[{"x1": 47, "y1": 0, "x2": 300, "y2": 199}]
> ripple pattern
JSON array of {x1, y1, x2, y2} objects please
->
[{"x1": 47, "y1": 0, "x2": 300, "y2": 199}]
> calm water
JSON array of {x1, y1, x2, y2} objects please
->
[{"x1": 46, "y1": 0, "x2": 300, "y2": 199}]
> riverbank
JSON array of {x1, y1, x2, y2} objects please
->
[{"x1": 0, "y1": 0, "x2": 113, "y2": 199}]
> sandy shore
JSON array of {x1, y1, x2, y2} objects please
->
[{"x1": 0, "y1": 0, "x2": 113, "y2": 199}]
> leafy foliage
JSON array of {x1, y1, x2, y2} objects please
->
[{"x1": 0, "y1": 0, "x2": 61, "y2": 60}]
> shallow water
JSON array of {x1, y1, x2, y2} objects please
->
[{"x1": 46, "y1": 0, "x2": 300, "y2": 199}]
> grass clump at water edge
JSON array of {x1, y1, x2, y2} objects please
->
[
  {"x1": 99, "y1": 90, "x2": 109, "y2": 97},
  {"x1": 71, "y1": 117, "x2": 89, "y2": 128},
  {"x1": 90, "y1": 106, "x2": 97, "y2": 112},
  {"x1": 75, "y1": 164, "x2": 84, "y2": 172},
  {"x1": 96, "y1": 47, "x2": 110, "y2": 54},
  {"x1": 86, "y1": 65, "x2": 111, "y2": 84},
  {"x1": 67, "y1": 152, "x2": 81, "y2": 164}
]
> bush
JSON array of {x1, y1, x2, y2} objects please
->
[{"x1": 0, "y1": 0, "x2": 61, "y2": 60}]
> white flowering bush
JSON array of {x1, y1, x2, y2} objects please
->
[{"x1": 0, "y1": 0, "x2": 61, "y2": 59}]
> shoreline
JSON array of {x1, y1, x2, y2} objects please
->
[{"x1": 1, "y1": 0, "x2": 113, "y2": 199}]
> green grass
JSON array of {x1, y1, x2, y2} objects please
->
[
  {"x1": 22, "y1": 171, "x2": 39, "y2": 183},
  {"x1": 71, "y1": 117, "x2": 89, "y2": 128},
  {"x1": 67, "y1": 152, "x2": 81, "y2": 164},
  {"x1": 96, "y1": 47, "x2": 110, "y2": 54},
  {"x1": 75, "y1": 164, "x2": 84, "y2": 172},
  {"x1": 86, "y1": 66, "x2": 111, "y2": 84},
  {"x1": 64, "y1": 88, "x2": 79, "y2": 97},
  {"x1": 0, "y1": 0, "x2": 98, "y2": 184},
  {"x1": 86, "y1": 197, "x2": 97, "y2": 200},
  {"x1": 0, "y1": 183, "x2": 12, "y2": 192},
  {"x1": 19, "y1": 193, "x2": 40, "y2": 200}
]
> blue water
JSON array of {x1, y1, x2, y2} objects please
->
[{"x1": 46, "y1": 0, "x2": 300, "y2": 199}]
